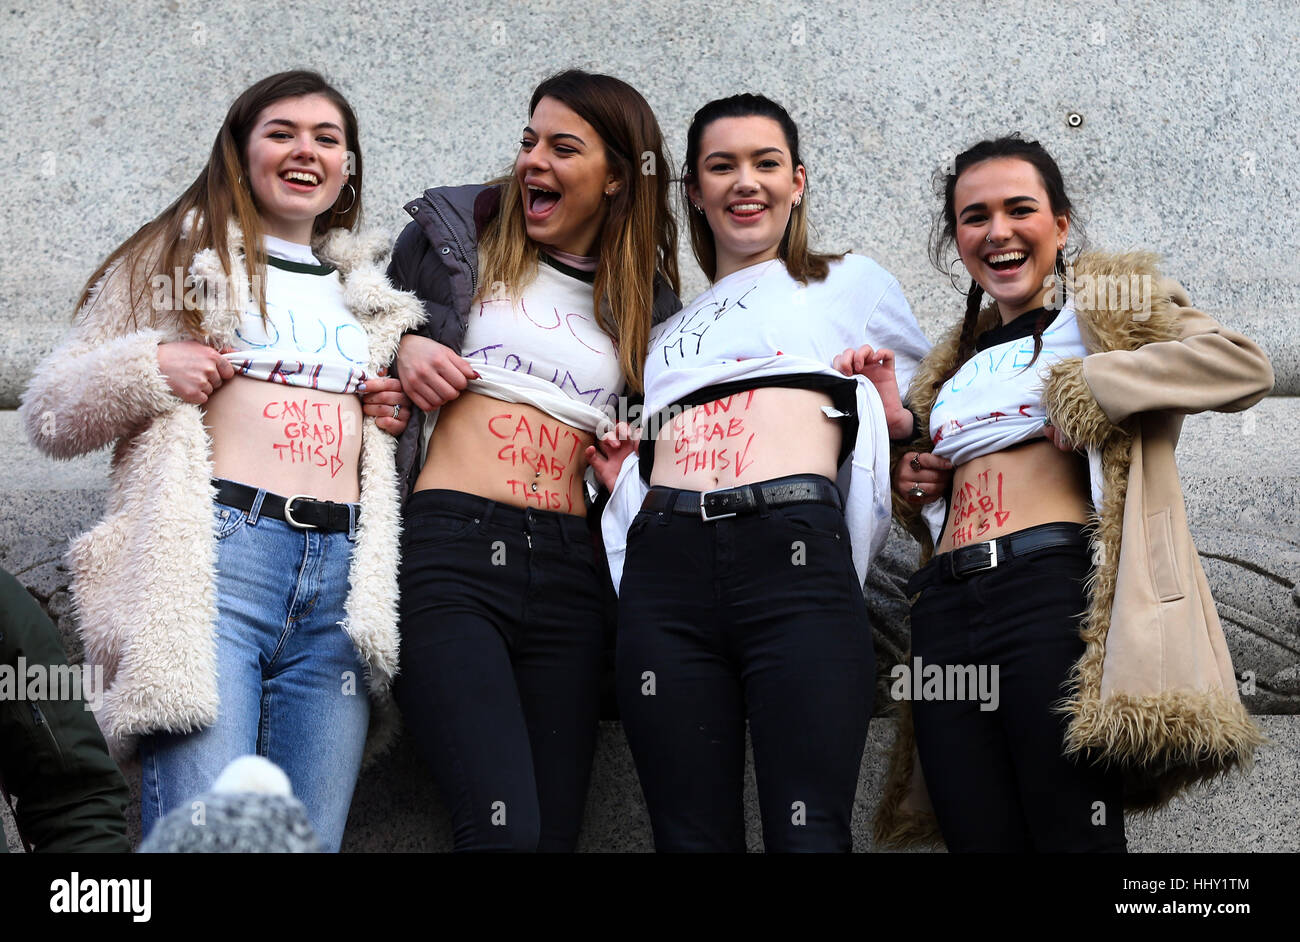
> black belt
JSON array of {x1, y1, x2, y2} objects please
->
[
  {"x1": 640, "y1": 475, "x2": 842, "y2": 522},
  {"x1": 905, "y1": 522, "x2": 1088, "y2": 595},
  {"x1": 213, "y1": 479, "x2": 359, "y2": 533}
]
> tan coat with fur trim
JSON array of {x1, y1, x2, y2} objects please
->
[
  {"x1": 874, "y1": 251, "x2": 1274, "y2": 848},
  {"x1": 19, "y1": 224, "x2": 426, "y2": 763}
]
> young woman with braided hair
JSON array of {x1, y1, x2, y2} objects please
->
[{"x1": 873, "y1": 135, "x2": 1272, "y2": 852}]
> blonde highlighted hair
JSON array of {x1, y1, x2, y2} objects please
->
[{"x1": 475, "y1": 69, "x2": 679, "y2": 394}]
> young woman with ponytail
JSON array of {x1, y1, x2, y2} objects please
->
[
  {"x1": 872, "y1": 136, "x2": 1273, "y2": 852},
  {"x1": 386, "y1": 70, "x2": 680, "y2": 852},
  {"x1": 591, "y1": 94, "x2": 929, "y2": 852}
]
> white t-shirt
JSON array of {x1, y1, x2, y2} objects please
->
[
  {"x1": 461, "y1": 254, "x2": 623, "y2": 416},
  {"x1": 223, "y1": 236, "x2": 369, "y2": 394},
  {"x1": 602, "y1": 253, "x2": 931, "y2": 592},
  {"x1": 420, "y1": 255, "x2": 622, "y2": 464},
  {"x1": 930, "y1": 302, "x2": 1089, "y2": 466},
  {"x1": 921, "y1": 300, "x2": 1105, "y2": 545}
]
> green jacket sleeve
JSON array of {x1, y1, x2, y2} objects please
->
[{"x1": 0, "y1": 569, "x2": 130, "y2": 852}]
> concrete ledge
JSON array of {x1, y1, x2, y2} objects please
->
[{"x1": 6, "y1": 715, "x2": 1295, "y2": 852}]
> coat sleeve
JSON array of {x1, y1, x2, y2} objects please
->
[
  {"x1": 387, "y1": 220, "x2": 459, "y2": 347},
  {"x1": 1080, "y1": 279, "x2": 1273, "y2": 422},
  {"x1": 0, "y1": 569, "x2": 131, "y2": 852},
  {"x1": 1042, "y1": 279, "x2": 1274, "y2": 449},
  {"x1": 20, "y1": 262, "x2": 178, "y2": 459}
]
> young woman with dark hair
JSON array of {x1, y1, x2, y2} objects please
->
[
  {"x1": 872, "y1": 135, "x2": 1273, "y2": 852},
  {"x1": 21, "y1": 70, "x2": 421, "y2": 851},
  {"x1": 591, "y1": 93, "x2": 929, "y2": 852},
  {"x1": 387, "y1": 69, "x2": 680, "y2": 852}
]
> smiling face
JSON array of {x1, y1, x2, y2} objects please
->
[
  {"x1": 244, "y1": 93, "x2": 349, "y2": 244},
  {"x1": 953, "y1": 157, "x2": 1070, "y2": 322},
  {"x1": 515, "y1": 96, "x2": 618, "y2": 257},
  {"x1": 687, "y1": 115, "x2": 806, "y2": 281}
]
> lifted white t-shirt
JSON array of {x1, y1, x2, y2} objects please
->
[{"x1": 603, "y1": 253, "x2": 930, "y2": 592}]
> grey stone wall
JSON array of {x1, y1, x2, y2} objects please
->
[
  {"x1": 2, "y1": 0, "x2": 1297, "y2": 851},
  {"x1": 3, "y1": 0, "x2": 1297, "y2": 405}
]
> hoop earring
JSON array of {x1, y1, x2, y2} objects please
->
[
  {"x1": 334, "y1": 183, "x2": 356, "y2": 214},
  {"x1": 947, "y1": 257, "x2": 968, "y2": 292}
]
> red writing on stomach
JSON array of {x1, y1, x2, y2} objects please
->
[
  {"x1": 671, "y1": 392, "x2": 757, "y2": 477},
  {"x1": 488, "y1": 412, "x2": 582, "y2": 513},
  {"x1": 263, "y1": 399, "x2": 346, "y2": 478},
  {"x1": 949, "y1": 469, "x2": 1010, "y2": 547}
]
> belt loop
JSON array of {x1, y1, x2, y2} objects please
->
[
  {"x1": 478, "y1": 500, "x2": 495, "y2": 532},
  {"x1": 752, "y1": 484, "x2": 770, "y2": 519},
  {"x1": 347, "y1": 504, "x2": 358, "y2": 542},
  {"x1": 248, "y1": 488, "x2": 267, "y2": 526},
  {"x1": 658, "y1": 489, "x2": 675, "y2": 525}
]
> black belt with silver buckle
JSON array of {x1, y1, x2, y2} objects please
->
[
  {"x1": 640, "y1": 475, "x2": 842, "y2": 522},
  {"x1": 213, "y1": 479, "x2": 359, "y2": 532},
  {"x1": 905, "y1": 522, "x2": 1088, "y2": 595}
]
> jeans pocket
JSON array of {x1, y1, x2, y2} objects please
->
[
  {"x1": 403, "y1": 512, "x2": 479, "y2": 550},
  {"x1": 213, "y1": 504, "x2": 248, "y2": 541},
  {"x1": 626, "y1": 511, "x2": 654, "y2": 543},
  {"x1": 771, "y1": 502, "x2": 847, "y2": 543}
]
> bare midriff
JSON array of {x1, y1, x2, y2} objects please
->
[
  {"x1": 649, "y1": 387, "x2": 841, "y2": 491},
  {"x1": 414, "y1": 390, "x2": 593, "y2": 517},
  {"x1": 204, "y1": 375, "x2": 364, "y2": 503},
  {"x1": 935, "y1": 438, "x2": 1091, "y2": 554}
]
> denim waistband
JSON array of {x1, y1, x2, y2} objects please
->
[{"x1": 405, "y1": 488, "x2": 592, "y2": 542}]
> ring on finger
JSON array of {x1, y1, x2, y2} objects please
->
[
  {"x1": 909, "y1": 455, "x2": 923, "y2": 472},
  {"x1": 392, "y1": 404, "x2": 401, "y2": 419},
  {"x1": 908, "y1": 484, "x2": 925, "y2": 499}
]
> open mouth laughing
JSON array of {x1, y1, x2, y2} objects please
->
[
  {"x1": 526, "y1": 182, "x2": 561, "y2": 219},
  {"x1": 280, "y1": 169, "x2": 321, "y2": 191},
  {"x1": 985, "y1": 249, "x2": 1028, "y2": 274}
]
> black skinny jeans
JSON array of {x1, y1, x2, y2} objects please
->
[
  {"x1": 395, "y1": 489, "x2": 608, "y2": 852},
  {"x1": 616, "y1": 480, "x2": 875, "y2": 852},
  {"x1": 908, "y1": 526, "x2": 1126, "y2": 852}
]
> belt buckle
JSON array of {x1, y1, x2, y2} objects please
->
[
  {"x1": 699, "y1": 488, "x2": 738, "y2": 522},
  {"x1": 953, "y1": 540, "x2": 999, "y2": 578},
  {"x1": 283, "y1": 494, "x2": 320, "y2": 530}
]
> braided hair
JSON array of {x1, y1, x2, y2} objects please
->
[{"x1": 930, "y1": 135, "x2": 1083, "y2": 390}]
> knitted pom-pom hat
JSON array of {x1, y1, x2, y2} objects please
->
[{"x1": 139, "y1": 756, "x2": 322, "y2": 853}]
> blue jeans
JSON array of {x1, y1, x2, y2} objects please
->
[{"x1": 139, "y1": 490, "x2": 370, "y2": 852}]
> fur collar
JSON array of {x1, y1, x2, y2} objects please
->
[
  {"x1": 184, "y1": 217, "x2": 400, "y2": 347},
  {"x1": 908, "y1": 250, "x2": 1183, "y2": 421}
]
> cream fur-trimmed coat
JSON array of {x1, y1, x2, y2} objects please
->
[
  {"x1": 19, "y1": 222, "x2": 426, "y2": 763},
  {"x1": 874, "y1": 251, "x2": 1274, "y2": 849}
]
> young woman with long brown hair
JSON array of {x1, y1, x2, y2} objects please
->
[
  {"x1": 387, "y1": 69, "x2": 680, "y2": 852},
  {"x1": 21, "y1": 70, "x2": 421, "y2": 851}
]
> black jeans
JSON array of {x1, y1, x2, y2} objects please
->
[
  {"x1": 908, "y1": 525, "x2": 1127, "y2": 852},
  {"x1": 616, "y1": 481, "x2": 875, "y2": 852},
  {"x1": 395, "y1": 489, "x2": 607, "y2": 852}
]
